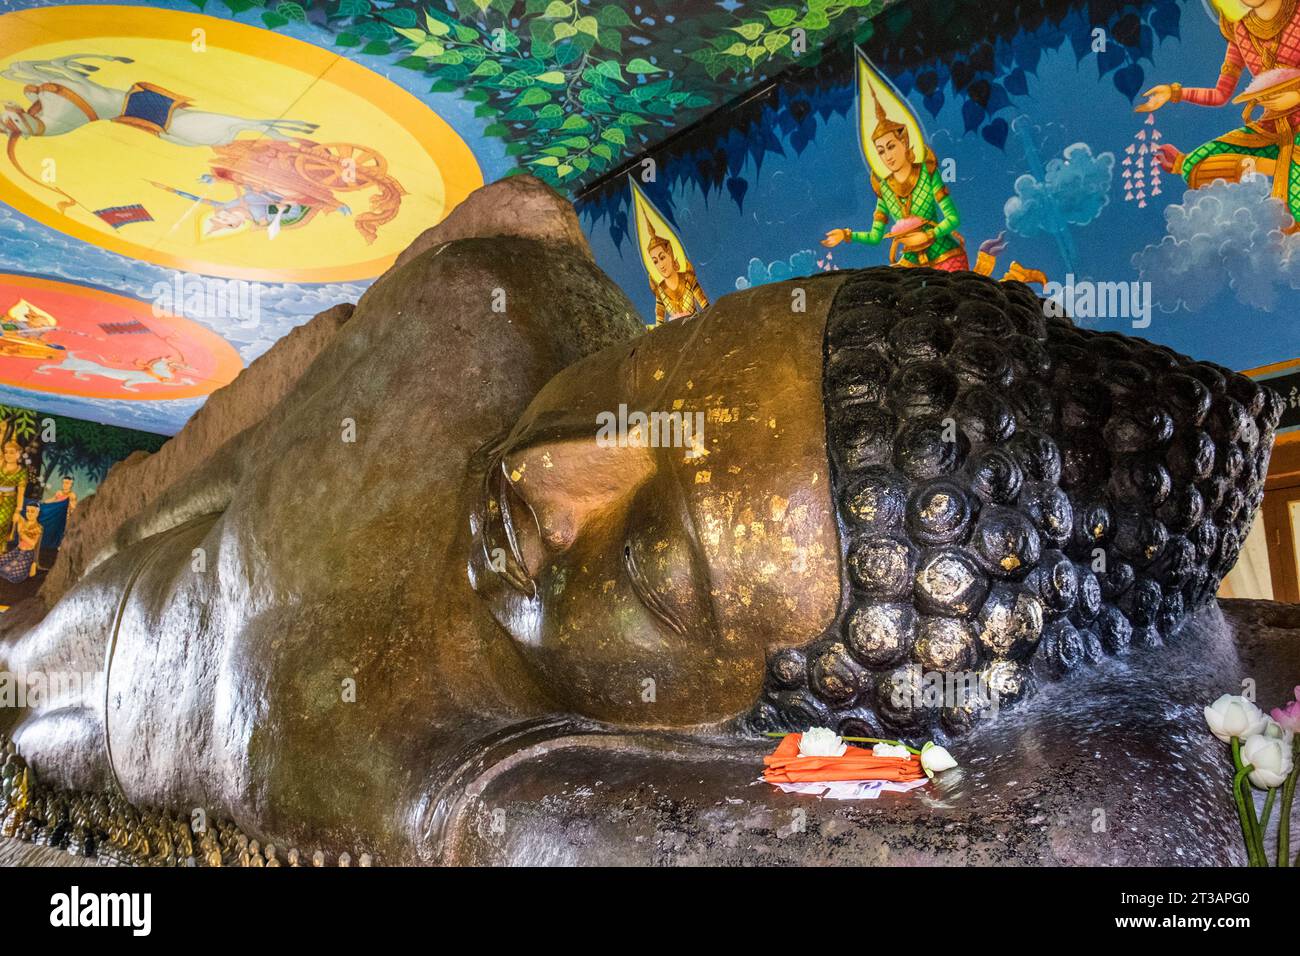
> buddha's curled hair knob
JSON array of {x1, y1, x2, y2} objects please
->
[{"x1": 747, "y1": 266, "x2": 1279, "y2": 742}]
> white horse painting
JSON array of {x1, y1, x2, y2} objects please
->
[
  {"x1": 34, "y1": 353, "x2": 196, "y2": 392},
  {"x1": 0, "y1": 54, "x2": 318, "y2": 146}
]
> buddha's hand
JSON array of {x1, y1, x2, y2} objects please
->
[
  {"x1": 821, "y1": 227, "x2": 852, "y2": 248},
  {"x1": 1135, "y1": 84, "x2": 1172, "y2": 113}
]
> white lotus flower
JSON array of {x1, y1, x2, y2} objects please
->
[
  {"x1": 872, "y1": 743, "x2": 911, "y2": 759},
  {"x1": 920, "y1": 741, "x2": 958, "y2": 777},
  {"x1": 1261, "y1": 718, "x2": 1294, "y2": 746},
  {"x1": 1203, "y1": 694, "x2": 1267, "y2": 743},
  {"x1": 1241, "y1": 732, "x2": 1294, "y2": 789},
  {"x1": 798, "y1": 727, "x2": 847, "y2": 758}
]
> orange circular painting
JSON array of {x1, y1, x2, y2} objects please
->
[{"x1": 0, "y1": 274, "x2": 242, "y2": 400}]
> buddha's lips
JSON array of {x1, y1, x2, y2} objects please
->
[{"x1": 746, "y1": 265, "x2": 1279, "y2": 742}]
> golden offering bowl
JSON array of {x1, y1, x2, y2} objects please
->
[{"x1": 897, "y1": 229, "x2": 934, "y2": 252}]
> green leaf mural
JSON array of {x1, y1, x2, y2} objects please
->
[{"x1": 228, "y1": 0, "x2": 892, "y2": 187}]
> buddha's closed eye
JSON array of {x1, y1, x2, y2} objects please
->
[
  {"x1": 624, "y1": 538, "x2": 687, "y2": 637},
  {"x1": 479, "y1": 457, "x2": 543, "y2": 598}
]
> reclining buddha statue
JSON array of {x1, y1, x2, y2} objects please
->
[{"x1": 0, "y1": 177, "x2": 1294, "y2": 866}]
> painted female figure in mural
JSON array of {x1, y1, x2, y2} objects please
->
[
  {"x1": 821, "y1": 55, "x2": 968, "y2": 271},
  {"x1": 629, "y1": 179, "x2": 710, "y2": 327},
  {"x1": 646, "y1": 221, "x2": 709, "y2": 325},
  {"x1": 0, "y1": 501, "x2": 41, "y2": 582},
  {"x1": 821, "y1": 95, "x2": 967, "y2": 269},
  {"x1": 0, "y1": 441, "x2": 26, "y2": 537},
  {"x1": 1138, "y1": 0, "x2": 1300, "y2": 227}
]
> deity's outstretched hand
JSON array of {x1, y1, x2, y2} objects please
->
[{"x1": 1135, "y1": 84, "x2": 1173, "y2": 113}]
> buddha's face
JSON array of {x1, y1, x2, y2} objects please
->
[
  {"x1": 874, "y1": 131, "x2": 912, "y2": 175},
  {"x1": 468, "y1": 265, "x2": 1278, "y2": 741},
  {"x1": 649, "y1": 243, "x2": 679, "y2": 282},
  {"x1": 467, "y1": 281, "x2": 841, "y2": 726}
]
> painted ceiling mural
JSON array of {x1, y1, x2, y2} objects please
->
[
  {"x1": 0, "y1": 0, "x2": 884, "y2": 435},
  {"x1": 579, "y1": 0, "x2": 1300, "y2": 395},
  {"x1": 2, "y1": 0, "x2": 1299, "y2": 438}
]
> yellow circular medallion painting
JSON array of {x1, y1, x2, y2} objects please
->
[{"x1": 0, "y1": 6, "x2": 483, "y2": 282}]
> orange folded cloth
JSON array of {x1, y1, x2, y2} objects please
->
[{"x1": 763, "y1": 733, "x2": 926, "y2": 784}]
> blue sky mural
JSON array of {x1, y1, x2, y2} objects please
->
[
  {"x1": 2, "y1": 0, "x2": 1298, "y2": 436},
  {"x1": 578, "y1": 0, "x2": 1300, "y2": 375}
]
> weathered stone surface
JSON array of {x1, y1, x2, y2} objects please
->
[
  {"x1": 37, "y1": 302, "x2": 354, "y2": 607},
  {"x1": 387, "y1": 173, "x2": 594, "y2": 277},
  {"x1": 3, "y1": 599, "x2": 1297, "y2": 867},
  {"x1": 747, "y1": 268, "x2": 1279, "y2": 740},
  {"x1": 0, "y1": 179, "x2": 642, "y2": 864}
]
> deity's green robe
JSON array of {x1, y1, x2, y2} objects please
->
[{"x1": 848, "y1": 156, "x2": 966, "y2": 266}]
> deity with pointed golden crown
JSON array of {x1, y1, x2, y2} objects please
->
[
  {"x1": 821, "y1": 89, "x2": 969, "y2": 270},
  {"x1": 644, "y1": 217, "x2": 709, "y2": 326}
]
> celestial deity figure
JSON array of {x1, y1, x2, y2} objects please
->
[
  {"x1": 3, "y1": 298, "x2": 57, "y2": 334},
  {"x1": 149, "y1": 177, "x2": 332, "y2": 241},
  {"x1": 645, "y1": 221, "x2": 709, "y2": 324},
  {"x1": 822, "y1": 54, "x2": 968, "y2": 270},
  {"x1": 0, "y1": 500, "x2": 42, "y2": 582},
  {"x1": 0, "y1": 441, "x2": 27, "y2": 537},
  {"x1": 178, "y1": 139, "x2": 404, "y2": 244},
  {"x1": 1140, "y1": 0, "x2": 1300, "y2": 227},
  {"x1": 629, "y1": 179, "x2": 710, "y2": 327}
]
